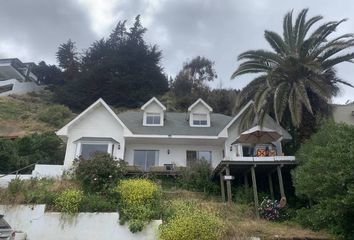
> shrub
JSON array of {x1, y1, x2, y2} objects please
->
[
  {"x1": 15, "y1": 132, "x2": 65, "y2": 166},
  {"x1": 23, "y1": 178, "x2": 57, "y2": 205},
  {"x1": 38, "y1": 104, "x2": 73, "y2": 127},
  {"x1": 116, "y1": 178, "x2": 161, "y2": 233},
  {"x1": 179, "y1": 160, "x2": 219, "y2": 194},
  {"x1": 232, "y1": 186, "x2": 253, "y2": 204},
  {"x1": 7, "y1": 178, "x2": 25, "y2": 195},
  {"x1": 55, "y1": 188, "x2": 83, "y2": 214},
  {"x1": 79, "y1": 194, "x2": 116, "y2": 212},
  {"x1": 293, "y1": 122, "x2": 354, "y2": 238},
  {"x1": 159, "y1": 200, "x2": 224, "y2": 240},
  {"x1": 75, "y1": 153, "x2": 126, "y2": 193},
  {"x1": 0, "y1": 139, "x2": 20, "y2": 173}
]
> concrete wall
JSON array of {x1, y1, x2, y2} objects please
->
[
  {"x1": 0, "y1": 205, "x2": 160, "y2": 240},
  {"x1": 0, "y1": 164, "x2": 65, "y2": 187},
  {"x1": 0, "y1": 174, "x2": 32, "y2": 188},
  {"x1": 0, "y1": 78, "x2": 42, "y2": 96},
  {"x1": 64, "y1": 104, "x2": 125, "y2": 167},
  {"x1": 125, "y1": 142, "x2": 223, "y2": 168},
  {"x1": 32, "y1": 164, "x2": 65, "y2": 178}
]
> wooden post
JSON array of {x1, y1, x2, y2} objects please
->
[
  {"x1": 277, "y1": 165, "x2": 285, "y2": 198},
  {"x1": 251, "y1": 166, "x2": 259, "y2": 218},
  {"x1": 220, "y1": 172, "x2": 225, "y2": 202},
  {"x1": 268, "y1": 173, "x2": 275, "y2": 200},
  {"x1": 225, "y1": 165, "x2": 232, "y2": 203}
]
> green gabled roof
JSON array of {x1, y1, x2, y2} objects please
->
[{"x1": 118, "y1": 111, "x2": 233, "y2": 136}]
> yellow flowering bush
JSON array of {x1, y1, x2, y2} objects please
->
[
  {"x1": 159, "y1": 200, "x2": 224, "y2": 240},
  {"x1": 115, "y1": 179, "x2": 162, "y2": 232},
  {"x1": 117, "y1": 178, "x2": 159, "y2": 205},
  {"x1": 55, "y1": 188, "x2": 83, "y2": 214}
]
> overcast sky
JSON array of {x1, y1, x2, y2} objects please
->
[{"x1": 0, "y1": 0, "x2": 353, "y2": 103}]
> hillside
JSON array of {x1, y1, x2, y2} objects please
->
[{"x1": 0, "y1": 91, "x2": 75, "y2": 137}]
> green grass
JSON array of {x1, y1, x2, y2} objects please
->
[{"x1": 0, "y1": 91, "x2": 75, "y2": 135}]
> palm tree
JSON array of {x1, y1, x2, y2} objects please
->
[{"x1": 232, "y1": 9, "x2": 354, "y2": 128}]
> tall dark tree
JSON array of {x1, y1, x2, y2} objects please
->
[
  {"x1": 56, "y1": 39, "x2": 79, "y2": 81},
  {"x1": 232, "y1": 9, "x2": 354, "y2": 150},
  {"x1": 55, "y1": 16, "x2": 168, "y2": 110},
  {"x1": 32, "y1": 61, "x2": 64, "y2": 85}
]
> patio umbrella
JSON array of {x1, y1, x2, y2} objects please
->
[{"x1": 232, "y1": 125, "x2": 282, "y2": 144}]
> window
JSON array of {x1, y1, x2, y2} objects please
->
[
  {"x1": 192, "y1": 113, "x2": 208, "y2": 126},
  {"x1": 0, "y1": 217, "x2": 11, "y2": 229},
  {"x1": 242, "y1": 145, "x2": 254, "y2": 157},
  {"x1": 146, "y1": 113, "x2": 161, "y2": 125},
  {"x1": 134, "y1": 150, "x2": 159, "y2": 171},
  {"x1": 0, "y1": 84, "x2": 14, "y2": 94},
  {"x1": 81, "y1": 143, "x2": 108, "y2": 160},
  {"x1": 186, "y1": 150, "x2": 212, "y2": 166}
]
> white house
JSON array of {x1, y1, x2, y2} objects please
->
[
  {"x1": 0, "y1": 58, "x2": 41, "y2": 96},
  {"x1": 56, "y1": 97, "x2": 294, "y2": 171}
]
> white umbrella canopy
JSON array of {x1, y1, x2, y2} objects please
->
[{"x1": 233, "y1": 125, "x2": 282, "y2": 144}]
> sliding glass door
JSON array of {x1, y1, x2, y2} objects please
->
[{"x1": 133, "y1": 150, "x2": 159, "y2": 171}]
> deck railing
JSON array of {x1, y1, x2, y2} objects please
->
[{"x1": 229, "y1": 156, "x2": 295, "y2": 162}]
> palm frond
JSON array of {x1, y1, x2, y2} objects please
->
[
  {"x1": 322, "y1": 53, "x2": 354, "y2": 68},
  {"x1": 238, "y1": 50, "x2": 283, "y2": 65},
  {"x1": 294, "y1": 9, "x2": 309, "y2": 49},
  {"x1": 288, "y1": 87, "x2": 302, "y2": 127},
  {"x1": 294, "y1": 80, "x2": 313, "y2": 115},
  {"x1": 264, "y1": 31, "x2": 289, "y2": 55},
  {"x1": 231, "y1": 61, "x2": 271, "y2": 78},
  {"x1": 283, "y1": 10, "x2": 295, "y2": 50},
  {"x1": 273, "y1": 82, "x2": 291, "y2": 123}
]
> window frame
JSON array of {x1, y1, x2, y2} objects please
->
[
  {"x1": 191, "y1": 113, "x2": 208, "y2": 127},
  {"x1": 144, "y1": 112, "x2": 162, "y2": 126},
  {"x1": 186, "y1": 150, "x2": 212, "y2": 166},
  {"x1": 76, "y1": 140, "x2": 115, "y2": 160}
]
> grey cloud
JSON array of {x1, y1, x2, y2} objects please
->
[
  {"x1": 1, "y1": 0, "x2": 353, "y2": 102},
  {"x1": 0, "y1": 0, "x2": 96, "y2": 64}
]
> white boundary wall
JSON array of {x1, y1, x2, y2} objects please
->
[
  {"x1": 0, "y1": 205, "x2": 161, "y2": 240},
  {"x1": 0, "y1": 164, "x2": 65, "y2": 188}
]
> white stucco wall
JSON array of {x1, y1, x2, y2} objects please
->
[
  {"x1": 224, "y1": 118, "x2": 242, "y2": 160},
  {"x1": 63, "y1": 105, "x2": 125, "y2": 167},
  {"x1": 143, "y1": 101, "x2": 164, "y2": 126},
  {"x1": 0, "y1": 78, "x2": 42, "y2": 96},
  {"x1": 125, "y1": 142, "x2": 223, "y2": 168},
  {"x1": 0, "y1": 205, "x2": 160, "y2": 240}
]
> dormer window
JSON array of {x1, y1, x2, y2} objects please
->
[
  {"x1": 146, "y1": 113, "x2": 161, "y2": 125},
  {"x1": 141, "y1": 97, "x2": 166, "y2": 126},
  {"x1": 192, "y1": 113, "x2": 208, "y2": 126},
  {"x1": 188, "y1": 98, "x2": 213, "y2": 127}
]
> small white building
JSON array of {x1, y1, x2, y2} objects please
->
[
  {"x1": 56, "y1": 97, "x2": 293, "y2": 171},
  {"x1": 0, "y1": 58, "x2": 41, "y2": 96},
  {"x1": 332, "y1": 102, "x2": 354, "y2": 125}
]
